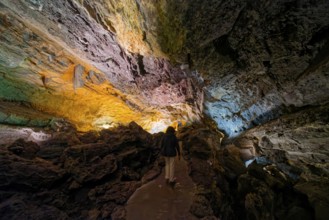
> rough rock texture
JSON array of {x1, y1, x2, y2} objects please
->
[
  {"x1": 230, "y1": 103, "x2": 329, "y2": 220},
  {"x1": 234, "y1": 104, "x2": 329, "y2": 169},
  {"x1": 0, "y1": 122, "x2": 161, "y2": 219},
  {"x1": 0, "y1": 1, "x2": 328, "y2": 218},
  {"x1": 1, "y1": 0, "x2": 327, "y2": 136},
  {"x1": 177, "y1": 123, "x2": 328, "y2": 220},
  {"x1": 196, "y1": 0, "x2": 329, "y2": 137},
  {"x1": 0, "y1": 0, "x2": 204, "y2": 132},
  {"x1": 0, "y1": 100, "x2": 54, "y2": 127},
  {"x1": 0, "y1": 118, "x2": 328, "y2": 219},
  {"x1": 0, "y1": 149, "x2": 65, "y2": 190}
]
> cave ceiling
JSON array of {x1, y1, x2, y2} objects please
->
[{"x1": 0, "y1": 0, "x2": 328, "y2": 135}]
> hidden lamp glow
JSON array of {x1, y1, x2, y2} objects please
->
[
  {"x1": 149, "y1": 120, "x2": 171, "y2": 134},
  {"x1": 101, "y1": 123, "x2": 112, "y2": 129}
]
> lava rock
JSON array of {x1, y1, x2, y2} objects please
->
[
  {"x1": 7, "y1": 138, "x2": 40, "y2": 159},
  {"x1": 63, "y1": 151, "x2": 117, "y2": 184},
  {"x1": 0, "y1": 149, "x2": 65, "y2": 190},
  {"x1": 190, "y1": 195, "x2": 214, "y2": 218},
  {"x1": 0, "y1": 195, "x2": 69, "y2": 220},
  {"x1": 78, "y1": 130, "x2": 100, "y2": 144},
  {"x1": 220, "y1": 145, "x2": 247, "y2": 179},
  {"x1": 88, "y1": 181, "x2": 141, "y2": 205}
]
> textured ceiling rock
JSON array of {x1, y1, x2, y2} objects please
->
[
  {"x1": 230, "y1": 104, "x2": 329, "y2": 218},
  {"x1": 190, "y1": 0, "x2": 329, "y2": 136},
  {"x1": 0, "y1": 101, "x2": 54, "y2": 127},
  {"x1": 0, "y1": 0, "x2": 203, "y2": 132},
  {"x1": 1, "y1": 1, "x2": 329, "y2": 219},
  {"x1": 235, "y1": 104, "x2": 329, "y2": 166},
  {"x1": 0, "y1": 0, "x2": 328, "y2": 136}
]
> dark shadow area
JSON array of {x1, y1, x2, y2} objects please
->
[
  {"x1": 213, "y1": 35, "x2": 238, "y2": 60},
  {"x1": 1, "y1": 119, "x2": 328, "y2": 219},
  {"x1": 178, "y1": 123, "x2": 326, "y2": 220},
  {"x1": 0, "y1": 121, "x2": 163, "y2": 219}
]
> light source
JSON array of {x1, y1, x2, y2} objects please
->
[
  {"x1": 101, "y1": 123, "x2": 112, "y2": 129},
  {"x1": 93, "y1": 116, "x2": 115, "y2": 130},
  {"x1": 149, "y1": 120, "x2": 171, "y2": 134}
]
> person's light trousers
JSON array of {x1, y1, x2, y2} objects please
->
[{"x1": 164, "y1": 156, "x2": 175, "y2": 182}]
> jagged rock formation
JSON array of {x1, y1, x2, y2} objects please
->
[
  {"x1": 230, "y1": 104, "x2": 329, "y2": 220},
  {"x1": 0, "y1": 122, "x2": 162, "y2": 219},
  {"x1": 0, "y1": 0, "x2": 204, "y2": 132},
  {"x1": 0, "y1": 0, "x2": 328, "y2": 136},
  {"x1": 192, "y1": 0, "x2": 329, "y2": 136},
  {"x1": 179, "y1": 124, "x2": 328, "y2": 220},
  {"x1": 0, "y1": 0, "x2": 328, "y2": 219},
  {"x1": 0, "y1": 118, "x2": 328, "y2": 219}
]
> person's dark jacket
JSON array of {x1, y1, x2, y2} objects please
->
[{"x1": 161, "y1": 133, "x2": 180, "y2": 157}]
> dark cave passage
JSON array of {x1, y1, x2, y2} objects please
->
[
  {"x1": 1, "y1": 120, "x2": 328, "y2": 219},
  {"x1": 1, "y1": 0, "x2": 329, "y2": 219}
]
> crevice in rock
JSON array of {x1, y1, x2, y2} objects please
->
[
  {"x1": 213, "y1": 35, "x2": 238, "y2": 61},
  {"x1": 137, "y1": 54, "x2": 147, "y2": 76}
]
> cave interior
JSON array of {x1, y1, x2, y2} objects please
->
[{"x1": 0, "y1": 0, "x2": 328, "y2": 219}]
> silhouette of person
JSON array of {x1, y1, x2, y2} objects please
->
[{"x1": 161, "y1": 126, "x2": 181, "y2": 187}]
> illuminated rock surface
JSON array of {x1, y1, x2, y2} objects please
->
[
  {"x1": 0, "y1": 0, "x2": 329, "y2": 219},
  {"x1": 0, "y1": 0, "x2": 204, "y2": 132},
  {"x1": 1, "y1": 0, "x2": 328, "y2": 135}
]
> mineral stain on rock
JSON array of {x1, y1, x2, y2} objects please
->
[{"x1": 0, "y1": 0, "x2": 329, "y2": 219}]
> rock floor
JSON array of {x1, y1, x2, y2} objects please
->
[{"x1": 126, "y1": 158, "x2": 198, "y2": 220}]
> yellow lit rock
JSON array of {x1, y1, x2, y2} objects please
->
[{"x1": 0, "y1": 0, "x2": 202, "y2": 133}]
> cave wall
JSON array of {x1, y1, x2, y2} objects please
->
[
  {"x1": 0, "y1": 0, "x2": 203, "y2": 132},
  {"x1": 0, "y1": 1, "x2": 328, "y2": 218},
  {"x1": 187, "y1": 0, "x2": 329, "y2": 136},
  {"x1": 0, "y1": 0, "x2": 328, "y2": 137}
]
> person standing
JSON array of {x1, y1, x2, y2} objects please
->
[{"x1": 161, "y1": 126, "x2": 181, "y2": 186}]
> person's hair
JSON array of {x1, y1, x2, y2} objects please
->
[{"x1": 166, "y1": 126, "x2": 176, "y2": 134}]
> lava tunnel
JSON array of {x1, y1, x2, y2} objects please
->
[{"x1": 0, "y1": 0, "x2": 328, "y2": 219}]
